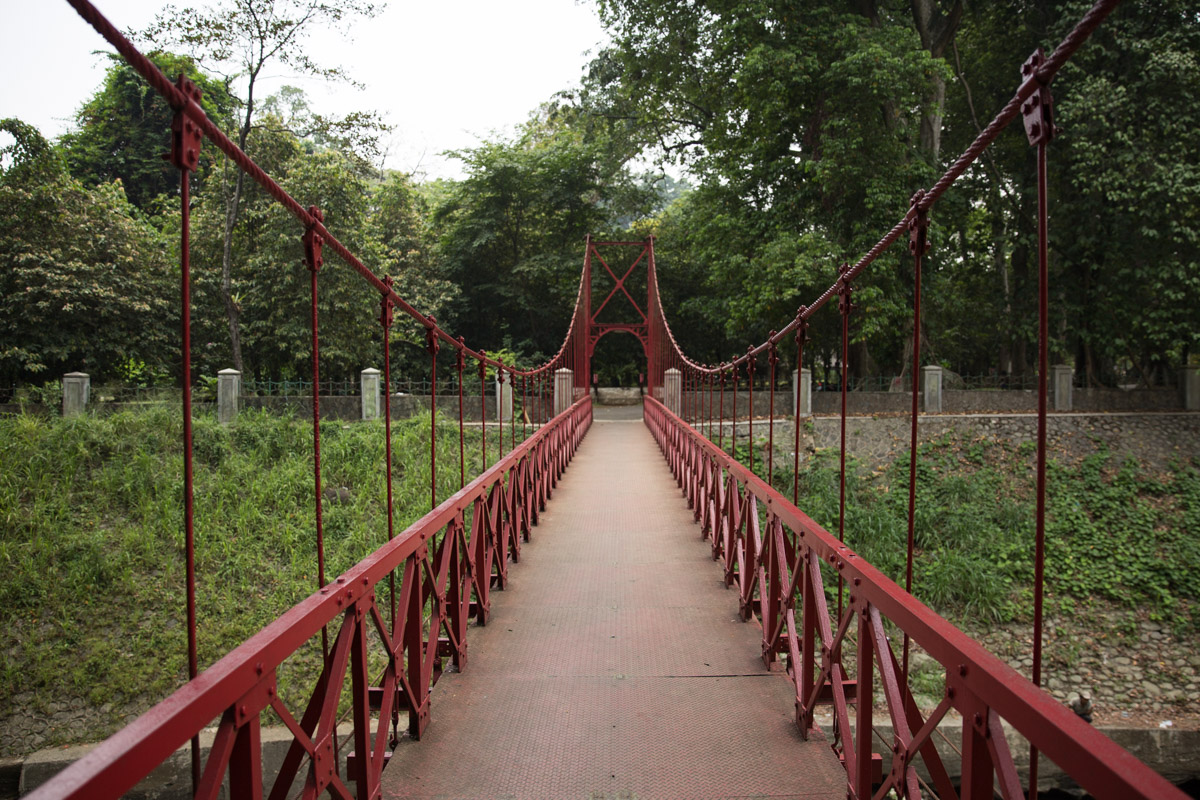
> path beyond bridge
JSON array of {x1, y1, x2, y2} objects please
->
[{"x1": 381, "y1": 407, "x2": 844, "y2": 799}]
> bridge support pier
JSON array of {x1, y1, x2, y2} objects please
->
[
  {"x1": 62, "y1": 372, "x2": 90, "y2": 417},
  {"x1": 664, "y1": 368, "x2": 681, "y2": 416},
  {"x1": 554, "y1": 368, "x2": 574, "y2": 416},
  {"x1": 217, "y1": 369, "x2": 241, "y2": 424},
  {"x1": 361, "y1": 367, "x2": 381, "y2": 420}
]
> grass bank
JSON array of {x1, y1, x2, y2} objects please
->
[
  {"x1": 0, "y1": 407, "x2": 518, "y2": 753},
  {"x1": 758, "y1": 433, "x2": 1200, "y2": 630}
]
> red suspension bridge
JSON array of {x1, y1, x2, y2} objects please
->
[{"x1": 29, "y1": 0, "x2": 1190, "y2": 798}]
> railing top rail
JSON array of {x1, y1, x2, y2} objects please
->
[
  {"x1": 32, "y1": 395, "x2": 591, "y2": 799},
  {"x1": 644, "y1": 396, "x2": 1186, "y2": 800}
]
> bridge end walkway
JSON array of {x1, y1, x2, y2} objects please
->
[{"x1": 382, "y1": 404, "x2": 844, "y2": 799}]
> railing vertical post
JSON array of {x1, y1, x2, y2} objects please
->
[{"x1": 854, "y1": 604, "x2": 875, "y2": 796}]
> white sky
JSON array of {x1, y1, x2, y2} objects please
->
[{"x1": 0, "y1": 0, "x2": 610, "y2": 180}]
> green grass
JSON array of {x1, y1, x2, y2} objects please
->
[
  {"x1": 0, "y1": 406, "x2": 526, "y2": 748},
  {"x1": 737, "y1": 434, "x2": 1200, "y2": 630}
]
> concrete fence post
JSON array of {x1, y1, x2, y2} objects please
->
[
  {"x1": 360, "y1": 368, "x2": 381, "y2": 421},
  {"x1": 217, "y1": 369, "x2": 241, "y2": 425},
  {"x1": 495, "y1": 375, "x2": 512, "y2": 423},
  {"x1": 1052, "y1": 364, "x2": 1074, "y2": 412},
  {"x1": 62, "y1": 372, "x2": 90, "y2": 417},
  {"x1": 922, "y1": 365, "x2": 943, "y2": 414},
  {"x1": 793, "y1": 368, "x2": 812, "y2": 416},
  {"x1": 553, "y1": 368, "x2": 574, "y2": 417},
  {"x1": 921, "y1": 364, "x2": 940, "y2": 412},
  {"x1": 664, "y1": 368, "x2": 682, "y2": 415},
  {"x1": 1181, "y1": 365, "x2": 1199, "y2": 411}
]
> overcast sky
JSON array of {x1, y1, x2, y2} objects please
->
[{"x1": 1, "y1": 0, "x2": 610, "y2": 180}]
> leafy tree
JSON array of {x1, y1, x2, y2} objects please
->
[
  {"x1": 140, "y1": 0, "x2": 385, "y2": 373},
  {"x1": 938, "y1": 0, "x2": 1200, "y2": 384},
  {"x1": 432, "y1": 118, "x2": 656, "y2": 361},
  {"x1": 60, "y1": 51, "x2": 236, "y2": 210},
  {"x1": 583, "y1": 1, "x2": 958, "y2": 375},
  {"x1": 0, "y1": 120, "x2": 173, "y2": 385}
]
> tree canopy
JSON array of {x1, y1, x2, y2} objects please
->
[{"x1": 2, "y1": 1, "x2": 1195, "y2": 390}]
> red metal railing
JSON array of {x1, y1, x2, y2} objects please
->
[
  {"x1": 642, "y1": 0, "x2": 1189, "y2": 797},
  {"x1": 33, "y1": 0, "x2": 1188, "y2": 797},
  {"x1": 34, "y1": 1, "x2": 596, "y2": 797}
]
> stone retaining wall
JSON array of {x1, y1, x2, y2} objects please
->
[
  {"x1": 682, "y1": 387, "x2": 1185, "y2": 416},
  {"x1": 811, "y1": 412, "x2": 1200, "y2": 470}
]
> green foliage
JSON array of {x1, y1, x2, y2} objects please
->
[
  {"x1": 0, "y1": 120, "x2": 173, "y2": 384},
  {"x1": 433, "y1": 118, "x2": 656, "y2": 360},
  {"x1": 0, "y1": 407, "x2": 523, "y2": 748},
  {"x1": 774, "y1": 435, "x2": 1199, "y2": 627},
  {"x1": 60, "y1": 52, "x2": 236, "y2": 210}
]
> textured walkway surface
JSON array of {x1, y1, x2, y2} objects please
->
[{"x1": 382, "y1": 415, "x2": 844, "y2": 799}]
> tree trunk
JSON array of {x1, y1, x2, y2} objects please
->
[
  {"x1": 918, "y1": 72, "x2": 947, "y2": 162},
  {"x1": 220, "y1": 167, "x2": 247, "y2": 373},
  {"x1": 219, "y1": 73, "x2": 257, "y2": 373},
  {"x1": 911, "y1": 0, "x2": 964, "y2": 165}
]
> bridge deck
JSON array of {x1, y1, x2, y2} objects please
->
[{"x1": 382, "y1": 407, "x2": 844, "y2": 799}]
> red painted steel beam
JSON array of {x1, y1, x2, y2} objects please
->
[{"x1": 29, "y1": 398, "x2": 592, "y2": 800}]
